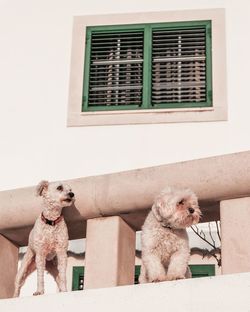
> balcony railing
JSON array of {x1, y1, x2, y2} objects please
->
[{"x1": 1, "y1": 150, "x2": 250, "y2": 298}]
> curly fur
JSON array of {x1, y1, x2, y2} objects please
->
[
  {"x1": 13, "y1": 180, "x2": 75, "y2": 297},
  {"x1": 139, "y1": 187, "x2": 201, "y2": 284}
]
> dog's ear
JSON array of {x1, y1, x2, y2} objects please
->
[
  {"x1": 36, "y1": 180, "x2": 49, "y2": 196},
  {"x1": 152, "y1": 198, "x2": 164, "y2": 222}
]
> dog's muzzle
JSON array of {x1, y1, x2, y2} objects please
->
[{"x1": 68, "y1": 192, "x2": 74, "y2": 198}]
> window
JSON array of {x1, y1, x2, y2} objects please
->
[
  {"x1": 72, "y1": 264, "x2": 215, "y2": 289},
  {"x1": 83, "y1": 21, "x2": 212, "y2": 112},
  {"x1": 72, "y1": 266, "x2": 142, "y2": 289},
  {"x1": 135, "y1": 265, "x2": 216, "y2": 283},
  {"x1": 72, "y1": 266, "x2": 84, "y2": 291},
  {"x1": 189, "y1": 264, "x2": 215, "y2": 278},
  {"x1": 134, "y1": 265, "x2": 141, "y2": 284},
  {"x1": 68, "y1": 9, "x2": 226, "y2": 126}
]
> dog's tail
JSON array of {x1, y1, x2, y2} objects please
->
[{"x1": 13, "y1": 247, "x2": 36, "y2": 297}]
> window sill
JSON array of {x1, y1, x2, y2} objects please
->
[{"x1": 67, "y1": 106, "x2": 227, "y2": 127}]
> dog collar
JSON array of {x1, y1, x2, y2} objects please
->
[
  {"x1": 41, "y1": 213, "x2": 63, "y2": 226},
  {"x1": 152, "y1": 210, "x2": 172, "y2": 230},
  {"x1": 161, "y1": 223, "x2": 172, "y2": 230}
]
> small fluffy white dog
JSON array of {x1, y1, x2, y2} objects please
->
[
  {"x1": 139, "y1": 187, "x2": 201, "y2": 283},
  {"x1": 14, "y1": 180, "x2": 75, "y2": 297}
]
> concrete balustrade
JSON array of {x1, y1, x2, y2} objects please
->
[
  {"x1": 221, "y1": 197, "x2": 250, "y2": 274},
  {"x1": 0, "y1": 235, "x2": 18, "y2": 299},
  {"x1": 84, "y1": 216, "x2": 135, "y2": 289},
  {"x1": 1, "y1": 151, "x2": 250, "y2": 246},
  {"x1": 1, "y1": 151, "x2": 250, "y2": 298}
]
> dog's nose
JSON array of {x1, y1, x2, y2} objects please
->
[
  {"x1": 68, "y1": 192, "x2": 75, "y2": 198},
  {"x1": 188, "y1": 207, "x2": 194, "y2": 214}
]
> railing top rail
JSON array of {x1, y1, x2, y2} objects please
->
[{"x1": 1, "y1": 150, "x2": 250, "y2": 246}]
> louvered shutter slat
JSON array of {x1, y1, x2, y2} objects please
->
[
  {"x1": 152, "y1": 27, "x2": 207, "y2": 104},
  {"x1": 88, "y1": 31, "x2": 144, "y2": 107}
]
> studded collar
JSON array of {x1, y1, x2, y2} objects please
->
[{"x1": 41, "y1": 213, "x2": 63, "y2": 226}]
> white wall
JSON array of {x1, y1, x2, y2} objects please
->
[
  {"x1": 2, "y1": 273, "x2": 250, "y2": 311},
  {"x1": 1, "y1": 0, "x2": 250, "y2": 191}
]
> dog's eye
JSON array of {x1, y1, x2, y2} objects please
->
[
  {"x1": 57, "y1": 185, "x2": 63, "y2": 191},
  {"x1": 178, "y1": 199, "x2": 184, "y2": 205}
]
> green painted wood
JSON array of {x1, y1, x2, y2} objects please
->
[
  {"x1": 134, "y1": 265, "x2": 141, "y2": 284},
  {"x1": 82, "y1": 28, "x2": 92, "y2": 112},
  {"x1": 72, "y1": 264, "x2": 215, "y2": 289},
  {"x1": 142, "y1": 25, "x2": 152, "y2": 109},
  {"x1": 86, "y1": 104, "x2": 140, "y2": 111},
  {"x1": 72, "y1": 266, "x2": 85, "y2": 291},
  {"x1": 82, "y1": 20, "x2": 212, "y2": 112},
  {"x1": 205, "y1": 21, "x2": 213, "y2": 106},
  {"x1": 189, "y1": 264, "x2": 215, "y2": 278}
]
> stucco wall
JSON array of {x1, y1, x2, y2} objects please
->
[
  {"x1": 2, "y1": 273, "x2": 250, "y2": 311},
  {"x1": 0, "y1": 0, "x2": 250, "y2": 190}
]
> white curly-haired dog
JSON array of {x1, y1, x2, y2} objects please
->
[
  {"x1": 139, "y1": 187, "x2": 201, "y2": 284},
  {"x1": 13, "y1": 180, "x2": 75, "y2": 297}
]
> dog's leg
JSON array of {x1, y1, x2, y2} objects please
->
[
  {"x1": 166, "y1": 250, "x2": 190, "y2": 281},
  {"x1": 56, "y1": 250, "x2": 67, "y2": 292},
  {"x1": 33, "y1": 253, "x2": 46, "y2": 295},
  {"x1": 185, "y1": 266, "x2": 192, "y2": 279},
  {"x1": 46, "y1": 259, "x2": 60, "y2": 289},
  {"x1": 13, "y1": 247, "x2": 35, "y2": 297},
  {"x1": 138, "y1": 262, "x2": 148, "y2": 284},
  {"x1": 143, "y1": 254, "x2": 166, "y2": 283}
]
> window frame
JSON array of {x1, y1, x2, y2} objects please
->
[
  {"x1": 83, "y1": 21, "x2": 212, "y2": 112},
  {"x1": 67, "y1": 9, "x2": 227, "y2": 126},
  {"x1": 72, "y1": 266, "x2": 85, "y2": 291},
  {"x1": 189, "y1": 264, "x2": 215, "y2": 278},
  {"x1": 71, "y1": 264, "x2": 215, "y2": 289},
  {"x1": 83, "y1": 25, "x2": 146, "y2": 112},
  {"x1": 134, "y1": 265, "x2": 141, "y2": 284}
]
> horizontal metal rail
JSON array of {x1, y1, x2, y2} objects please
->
[
  {"x1": 153, "y1": 56, "x2": 206, "y2": 62},
  {"x1": 92, "y1": 59, "x2": 143, "y2": 65}
]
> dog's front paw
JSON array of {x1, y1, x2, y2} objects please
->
[
  {"x1": 152, "y1": 279, "x2": 162, "y2": 283},
  {"x1": 150, "y1": 275, "x2": 166, "y2": 283},
  {"x1": 33, "y1": 291, "x2": 44, "y2": 296},
  {"x1": 166, "y1": 273, "x2": 185, "y2": 281}
]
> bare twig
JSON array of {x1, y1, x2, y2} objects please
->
[
  {"x1": 191, "y1": 225, "x2": 216, "y2": 249},
  {"x1": 208, "y1": 222, "x2": 216, "y2": 246},
  {"x1": 215, "y1": 221, "x2": 221, "y2": 242},
  {"x1": 191, "y1": 247, "x2": 221, "y2": 257},
  {"x1": 191, "y1": 222, "x2": 222, "y2": 267}
]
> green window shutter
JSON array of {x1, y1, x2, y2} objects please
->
[
  {"x1": 134, "y1": 265, "x2": 215, "y2": 282},
  {"x1": 72, "y1": 265, "x2": 142, "y2": 287},
  {"x1": 151, "y1": 22, "x2": 211, "y2": 108},
  {"x1": 84, "y1": 28, "x2": 144, "y2": 111},
  {"x1": 83, "y1": 21, "x2": 212, "y2": 111},
  {"x1": 189, "y1": 264, "x2": 215, "y2": 278},
  {"x1": 72, "y1": 266, "x2": 85, "y2": 291},
  {"x1": 71, "y1": 265, "x2": 215, "y2": 288},
  {"x1": 134, "y1": 265, "x2": 141, "y2": 284}
]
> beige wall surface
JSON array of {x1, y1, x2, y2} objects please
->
[{"x1": 0, "y1": 0, "x2": 250, "y2": 192}]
